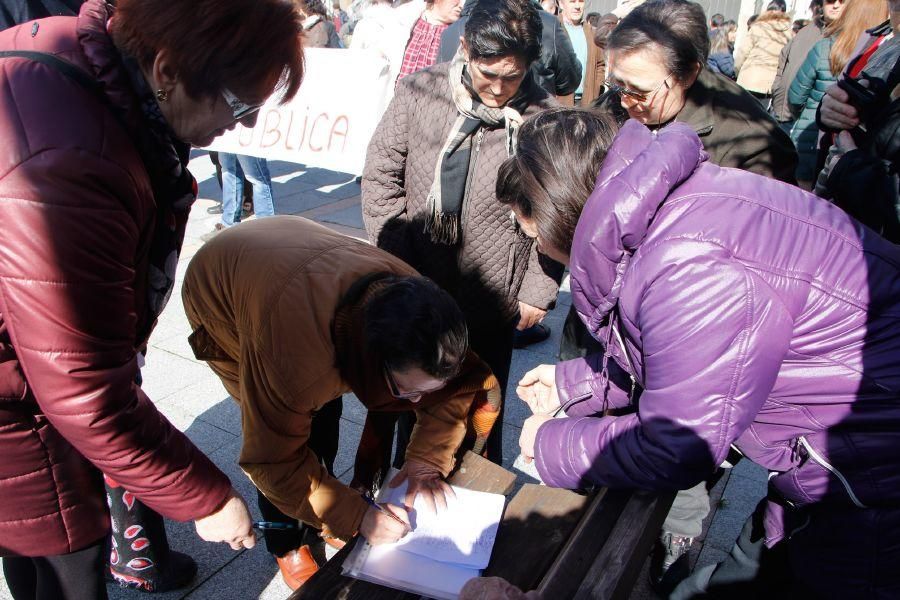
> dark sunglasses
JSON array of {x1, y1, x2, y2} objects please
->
[
  {"x1": 221, "y1": 87, "x2": 265, "y2": 121},
  {"x1": 604, "y1": 74, "x2": 671, "y2": 103}
]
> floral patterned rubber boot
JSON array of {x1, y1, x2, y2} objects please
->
[{"x1": 105, "y1": 475, "x2": 198, "y2": 592}]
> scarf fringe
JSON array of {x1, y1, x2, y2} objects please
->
[{"x1": 424, "y1": 200, "x2": 460, "y2": 244}]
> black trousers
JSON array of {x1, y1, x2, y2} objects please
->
[
  {"x1": 2, "y1": 539, "x2": 107, "y2": 600},
  {"x1": 559, "y1": 304, "x2": 603, "y2": 360},
  {"x1": 257, "y1": 397, "x2": 342, "y2": 556},
  {"x1": 671, "y1": 499, "x2": 790, "y2": 599},
  {"x1": 471, "y1": 322, "x2": 515, "y2": 462}
]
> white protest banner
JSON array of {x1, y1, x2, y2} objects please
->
[{"x1": 205, "y1": 48, "x2": 393, "y2": 175}]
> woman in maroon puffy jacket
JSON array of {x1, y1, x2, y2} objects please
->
[
  {"x1": 0, "y1": 0, "x2": 303, "y2": 597},
  {"x1": 498, "y1": 108, "x2": 900, "y2": 596}
]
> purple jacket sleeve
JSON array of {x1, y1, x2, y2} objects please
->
[
  {"x1": 556, "y1": 353, "x2": 633, "y2": 417},
  {"x1": 536, "y1": 245, "x2": 793, "y2": 491}
]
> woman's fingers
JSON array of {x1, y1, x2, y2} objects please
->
[
  {"x1": 389, "y1": 466, "x2": 409, "y2": 488},
  {"x1": 518, "y1": 366, "x2": 543, "y2": 387},
  {"x1": 404, "y1": 476, "x2": 456, "y2": 514}
]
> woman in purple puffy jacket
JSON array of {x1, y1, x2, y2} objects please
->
[{"x1": 497, "y1": 107, "x2": 900, "y2": 597}]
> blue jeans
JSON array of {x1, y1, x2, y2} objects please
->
[{"x1": 219, "y1": 153, "x2": 275, "y2": 227}]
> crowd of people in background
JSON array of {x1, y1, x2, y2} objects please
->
[
  {"x1": 1, "y1": 0, "x2": 899, "y2": 598},
  {"x1": 201, "y1": 0, "x2": 896, "y2": 243}
]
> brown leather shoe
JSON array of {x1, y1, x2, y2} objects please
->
[
  {"x1": 324, "y1": 537, "x2": 346, "y2": 551},
  {"x1": 275, "y1": 545, "x2": 319, "y2": 591}
]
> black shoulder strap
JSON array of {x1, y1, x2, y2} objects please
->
[{"x1": 0, "y1": 50, "x2": 102, "y2": 95}]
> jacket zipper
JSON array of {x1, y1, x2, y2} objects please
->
[
  {"x1": 611, "y1": 315, "x2": 638, "y2": 401},
  {"x1": 557, "y1": 314, "x2": 619, "y2": 416},
  {"x1": 460, "y1": 128, "x2": 485, "y2": 231},
  {"x1": 560, "y1": 312, "x2": 638, "y2": 416},
  {"x1": 797, "y1": 435, "x2": 868, "y2": 509}
]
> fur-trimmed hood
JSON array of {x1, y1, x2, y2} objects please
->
[{"x1": 753, "y1": 9, "x2": 793, "y2": 29}]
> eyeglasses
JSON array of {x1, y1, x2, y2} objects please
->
[
  {"x1": 221, "y1": 87, "x2": 265, "y2": 121},
  {"x1": 383, "y1": 363, "x2": 448, "y2": 400},
  {"x1": 604, "y1": 74, "x2": 671, "y2": 104},
  {"x1": 383, "y1": 364, "x2": 425, "y2": 400}
]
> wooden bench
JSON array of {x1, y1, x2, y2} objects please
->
[{"x1": 291, "y1": 452, "x2": 674, "y2": 599}]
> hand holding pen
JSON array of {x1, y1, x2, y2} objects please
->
[{"x1": 359, "y1": 494, "x2": 411, "y2": 546}]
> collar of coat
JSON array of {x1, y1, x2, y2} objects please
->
[
  {"x1": 332, "y1": 276, "x2": 408, "y2": 412},
  {"x1": 80, "y1": 0, "x2": 147, "y2": 139},
  {"x1": 676, "y1": 68, "x2": 728, "y2": 137},
  {"x1": 568, "y1": 120, "x2": 706, "y2": 338}
]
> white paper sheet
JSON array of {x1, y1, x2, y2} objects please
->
[
  {"x1": 379, "y1": 479, "x2": 505, "y2": 569},
  {"x1": 342, "y1": 470, "x2": 507, "y2": 599},
  {"x1": 352, "y1": 543, "x2": 480, "y2": 600}
]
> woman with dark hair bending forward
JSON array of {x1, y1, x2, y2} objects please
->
[{"x1": 495, "y1": 108, "x2": 900, "y2": 597}]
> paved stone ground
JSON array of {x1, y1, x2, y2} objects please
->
[{"x1": 0, "y1": 153, "x2": 765, "y2": 600}]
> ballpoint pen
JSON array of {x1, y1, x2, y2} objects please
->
[
  {"x1": 252, "y1": 520, "x2": 298, "y2": 530},
  {"x1": 360, "y1": 494, "x2": 410, "y2": 530}
]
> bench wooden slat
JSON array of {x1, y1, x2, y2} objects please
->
[
  {"x1": 572, "y1": 489, "x2": 674, "y2": 600},
  {"x1": 448, "y1": 451, "x2": 517, "y2": 495},
  {"x1": 484, "y1": 483, "x2": 590, "y2": 589},
  {"x1": 536, "y1": 487, "x2": 631, "y2": 599}
]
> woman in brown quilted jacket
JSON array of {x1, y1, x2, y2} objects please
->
[
  {"x1": 362, "y1": 0, "x2": 560, "y2": 462},
  {"x1": 0, "y1": 0, "x2": 303, "y2": 597}
]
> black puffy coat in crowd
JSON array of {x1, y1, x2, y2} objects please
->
[{"x1": 827, "y1": 97, "x2": 900, "y2": 243}]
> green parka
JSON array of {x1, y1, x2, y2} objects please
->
[{"x1": 789, "y1": 37, "x2": 835, "y2": 182}]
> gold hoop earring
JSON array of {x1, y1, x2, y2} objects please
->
[{"x1": 156, "y1": 89, "x2": 169, "y2": 102}]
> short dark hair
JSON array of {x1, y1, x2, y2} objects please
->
[
  {"x1": 608, "y1": 0, "x2": 709, "y2": 83},
  {"x1": 364, "y1": 276, "x2": 468, "y2": 379},
  {"x1": 112, "y1": 0, "x2": 304, "y2": 103},
  {"x1": 809, "y1": 0, "x2": 824, "y2": 27},
  {"x1": 766, "y1": 0, "x2": 786, "y2": 11},
  {"x1": 586, "y1": 12, "x2": 602, "y2": 27},
  {"x1": 464, "y1": 0, "x2": 543, "y2": 65},
  {"x1": 497, "y1": 108, "x2": 619, "y2": 256},
  {"x1": 297, "y1": 0, "x2": 328, "y2": 17},
  {"x1": 709, "y1": 13, "x2": 725, "y2": 27},
  {"x1": 593, "y1": 13, "x2": 621, "y2": 46}
]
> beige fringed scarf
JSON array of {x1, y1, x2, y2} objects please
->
[{"x1": 425, "y1": 50, "x2": 525, "y2": 244}]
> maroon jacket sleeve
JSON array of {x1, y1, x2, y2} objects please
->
[{"x1": 0, "y1": 147, "x2": 231, "y2": 522}]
